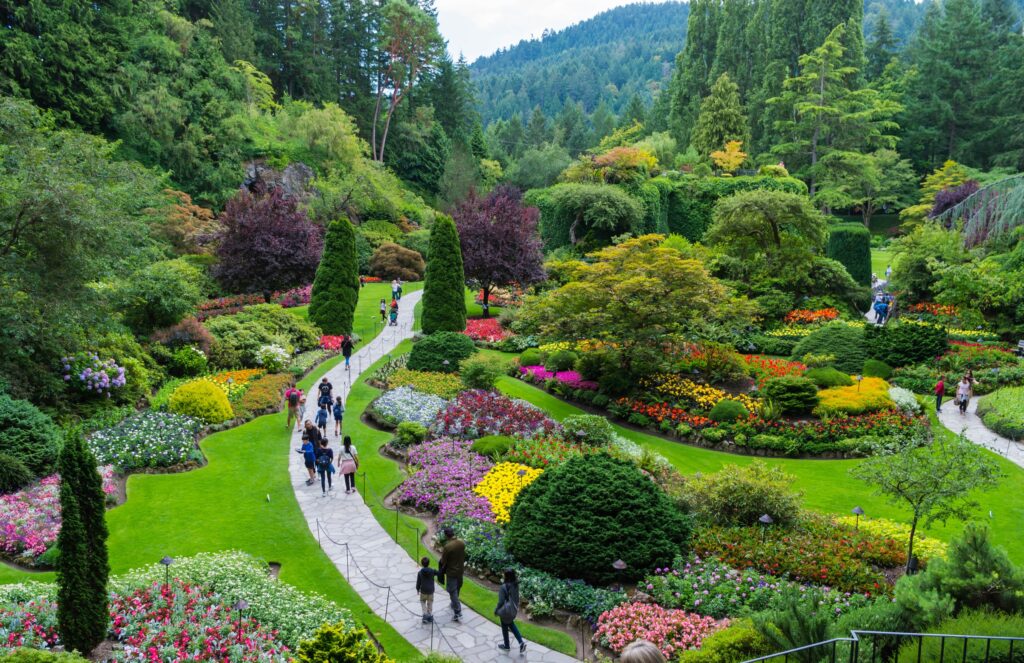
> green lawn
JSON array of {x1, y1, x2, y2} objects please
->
[
  {"x1": 288, "y1": 282, "x2": 422, "y2": 345},
  {"x1": 872, "y1": 248, "x2": 893, "y2": 281},
  {"x1": 464, "y1": 286, "x2": 503, "y2": 319}
]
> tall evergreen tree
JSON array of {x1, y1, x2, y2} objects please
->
[
  {"x1": 690, "y1": 73, "x2": 749, "y2": 157},
  {"x1": 555, "y1": 100, "x2": 591, "y2": 157},
  {"x1": 210, "y1": 0, "x2": 256, "y2": 62},
  {"x1": 309, "y1": 220, "x2": 360, "y2": 335},
  {"x1": 421, "y1": 215, "x2": 466, "y2": 334},
  {"x1": 525, "y1": 106, "x2": 552, "y2": 149},
  {"x1": 590, "y1": 101, "x2": 617, "y2": 141},
  {"x1": 668, "y1": 0, "x2": 721, "y2": 144},
  {"x1": 620, "y1": 94, "x2": 648, "y2": 128},
  {"x1": 865, "y1": 9, "x2": 898, "y2": 81}
]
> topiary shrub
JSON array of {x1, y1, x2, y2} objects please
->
[
  {"x1": 407, "y1": 332, "x2": 476, "y2": 373},
  {"x1": 168, "y1": 380, "x2": 233, "y2": 424},
  {"x1": 309, "y1": 220, "x2": 360, "y2": 335},
  {"x1": 369, "y1": 242, "x2": 425, "y2": 281},
  {"x1": 519, "y1": 348, "x2": 543, "y2": 367},
  {"x1": 0, "y1": 395, "x2": 62, "y2": 478},
  {"x1": 682, "y1": 461, "x2": 802, "y2": 526},
  {"x1": 791, "y1": 322, "x2": 866, "y2": 374},
  {"x1": 865, "y1": 322, "x2": 948, "y2": 368},
  {"x1": 708, "y1": 399, "x2": 749, "y2": 423},
  {"x1": 804, "y1": 367, "x2": 854, "y2": 388},
  {"x1": 459, "y1": 355, "x2": 507, "y2": 390},
  {"x1": 470, "y1": 435, "x2": 514, "y2": 457},
  {"x1": 505, "y1": 453, "x2": 691, "y2": 584},
  {"x1": 761, "y1": 377, "x2": 819, "y2": 415},
  {"x1": 393, "y1": 422, "x2": 428, "y2": 449},
  {"x1": 544, "y1": 349, "x2": 578, "y2": 372},
  {"x1": 863, "y1": 358, "x2": 893, "y2": 379},
  {"x1": 0, "y1": 453, "x2": 33, "y2": 494},
  {"x1": 421, "y1": 215, "x2": 467, "y2": 334},
  {"x1": 561, "y1": 414, "x2": 615, "y2": 446},
  {"x1": 826, "y1": 223, "x2": 871, "y2": 286},
  {"x1": 296, "y1": 623, "x2": 391, "y2": 663}
]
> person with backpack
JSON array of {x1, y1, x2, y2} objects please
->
[
  {"x1": 495, "y1": 568, "x2": 526, "y2": 653},
  {"x1": 285, "y1": 387, "x2": 303, "y2": 430},
  {"x1": 315, "y1": 438, "x2": 334, "y2": 496},
  {"x1": 295, "y1": 432, "x2": 316, "y2": 485},
  {"x1": 338, "y1": 435, "x2": 359, "y2": 494},
  {"x1": 317, "y1": 377, "x2": 333, "y2": 409},
  {"x1": 315, "y1": 403, "x2": 329, "y2": 438},
  {"x1": 333, "y1": 396, "x2": 345, "y2": 437},
  {"x1": 438, "y1": 527, "x2": 465, "y2": 622},
  {"x1": 341, "y1": 335, "x2": 354, "y2": 370},
  {"x1": 416, "y1": 556, "x2": 439, "y2": 624}
]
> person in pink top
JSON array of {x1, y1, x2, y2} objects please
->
[{"x1": 284, "y1": 387, "x2": 303, "y2": 430}]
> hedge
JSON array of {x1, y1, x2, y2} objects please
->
[
  {"x1": 309, "y1": 219, "x2": 360, "y2": 335},
  {"x1": 827, "y1": 223, "x2": 872, "y2": 286}
]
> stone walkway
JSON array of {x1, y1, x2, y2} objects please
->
[
  {"x1": 287, "y1": 290, "x2": 578, "y2": 662},
  {"x1": 937, "y1": 396, "x2": 1024, "y2": 470}
]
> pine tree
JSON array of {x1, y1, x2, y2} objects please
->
[
  {"x1": 309, "y1": 220, "x2": 360, "y2": 335},
  {"x1": 421, "y1": 215, "x2": 466, "y2": 334},
  {"x1": 210, "y1": 0, "x2": 256, "y2": 63},
  {"x1": 525, "y1": 107, "x2": 551, "y2": 149},
  {"x1": 590, "y1": 101, "x2": 617, "y2": 141},
  {"x1": 555, "y1": 100, "x2": 591, "y2": 157},
  {"x1": 620, "y1": 94, "x2": 647, "y2": 128},
  {"x1": 668, "y1": 0, "x2": 720, "y2": 144},
  {"x1": 865, "y1": 9, "x2": 898, "y2": 81},
  {"x1": 690, "y1": 73, "x2": 750, "y2": 157}
]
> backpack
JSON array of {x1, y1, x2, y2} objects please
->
[
  {"x1": 288, "y1": 390, "x2": 299, "y2": 406},
  {"x1": 315, "y1": 450, "x2": 332, "y2": 470},
  {"x1": 496, "y1": 583, "x2": 518, "y2": 622}
]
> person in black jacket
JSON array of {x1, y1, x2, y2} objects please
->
[
  {"x1": 341, "y1": 335, "x2": 354, "y2": 370},
  {"x1": 496, "y1": 568, "x2": 526, "y2": 653},
  {"x1": 415, "y1": 556, "x2": 438, "y2": 623}
]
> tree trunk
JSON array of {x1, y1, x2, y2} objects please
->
[
  {"x1": 905, "y1": 517, "x2": 919, "y2": 574},
  {"x1": 481, "y1": 282, "x2": 491, "y2": 318}
]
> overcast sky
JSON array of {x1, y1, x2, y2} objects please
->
[{"x1": 435, "y1": 0, "x2": 634, "y2": 62}]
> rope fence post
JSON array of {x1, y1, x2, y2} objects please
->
[
  {"x1": 384, "y1": 587, "x2": 391, "y2": 623},
  {"x1": 316, "y1": 518, "x2": 321, "y2": 548}
]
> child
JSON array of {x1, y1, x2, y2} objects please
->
[
  {"x1": 333, "y1": 396, "x2": 345, "y2": 437},
  {"x1": 296, "y1": 433, "x2": 316, "y2": 485},
  {"x1": 380, "y1": 299, "x2": 387, "y2": 323},
  {"x1": 315, "y1": 403, "x2": 329, "y2": 438},
  {"x1": 416, "y1": 557, "x2": 438, "y2": 623},
  {"x1": 296, "y1": 396, "x2": 307, "y2": 432}
]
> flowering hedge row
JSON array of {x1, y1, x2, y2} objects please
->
[{"x1": 595, "y1": 601, "x2": 724, "y2": 658}]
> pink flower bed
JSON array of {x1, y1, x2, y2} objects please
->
[
  {"x1": 273, "y1": 284, "x2": 312, "y2": 308},
  {"x1": 463, "y1": 318, "x2": 511, "y2": 343},
  {"x1": 596, "y1": 602, "x2": 726, "y2": 659},
  {"x1": 399, "y1": 438, "x2": 495, "y2": 527},
  {"x1": 320, "y1": 335, "x2": 347, "y2": 352},
  {"x1": 0, "y1": 467, "x2": 117, "y2": 566},
  {"x1": 431, "y1": 390, "x2": 561, "y2": 439},
  {"x1": 519, "y1": 365, "x2": 599, "y2": 391}
]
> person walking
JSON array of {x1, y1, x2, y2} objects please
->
[
  {"x1": 315, "y1": 403, "x2": 329, "y2": 438},
  {"x1": 391, "y1": 278, "x2": 399, "y2": 300},
  {"x1": 885, "y1": 264, "x2": 892, "y2": 282},
  {"x1": 315, "y1": 438, "x2": 334, "y2": 496},
  {"x1": 317, "y1": 377, "x2": 333, "y2": 409},
  {"x1": 333, "y1": 396, "x2": 345, "y2": 437},
  {"x1": 341, "y1": 335, "x2": 354, "y2": 370},
  {"x1": 956, "y1": 375, "x2": 973, "y2": 415},
  {"x1": 495, "y1": 569, "x2": 527, "y2": 653},
  {"x1": 935, "y1": 375, "x2": 946, "y2": 413},
  {"x1": 438, "y1": 527, "x2": 466, "y2": 622},
  {"x1": 296, "y1": 433, "x2": 316, "y2": 485},
  {"x1": 396, "y1": 278, "x2": 403, "y2": 301},
  {"x1": 379, "y1": 298, "x2": 388, "y2": 324},
  {"x1": 389, "y1": 302, "x2": 399, "y2": 327},
  {"x1": 338, "y1": 435, "x2": 359, "y2": 494},
  {"x1": 620, "y1": 640, "x2": 667, "y2": 663},
  {"x1": 296, "y1": 396, "x2": 307, "y2": 432},
  {"x1": 416, "y1": 557, "x2": 438, "y2": 624},
  {"x1": 285, "y1": 387, "x2": 302, "y2": 430}
]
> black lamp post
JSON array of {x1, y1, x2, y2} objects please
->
[
  {"x1": 233, "y1": 599, "x2": 249, "y2": 639},
  {"x1": 611, "y1": 559, "x2": 627, "y2": 592},
  {"x1": 159, "y1": 556, "x2": 174, "y2": 588},
  {"x1": 517, "y1": 468, "x2": 527, "y2": 491},
  {"x1": 852, "y1": 506, "x2": 865, "y2": 530},
  {"x1": 758, "y1": 514, "x2": 773, "y2": 542}
]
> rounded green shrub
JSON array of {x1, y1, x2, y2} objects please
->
[
  {"x1": 505, "y1": 453, "x2": 691, "y2": 584},
  {"x1": 459, "y1": 355, "x2": 507, "y2": 390},
  {"x1": 761, "y1": 376, "x2": 819, "y2": 415},
  {"x1": 791, "y1": 322, "x2": 867, "y2": 374},
  {"x1": 0, "y1": 453, "x2": 33, "y2": 494},
  {"x1": 296, "y1": 623, "x2": 391, "y2": 663},
  {"x1": 677, "y1": 619, "x2": 772, "y2": 663},
  {"x1": 863, "y1": 358, "x2": 893, "y2": 379},
  {"x1": 0, "y1": 394, "x2": 62, "y2": 478},
  {"x1": 708, "y1": 399, "x2": 749, "y2": 423},
  {"x1": 864, "y1": 322, "x2": 948, "y2": 368},
  {"x1": 682, "y1": 461, "x2": 802, "y2": 526},
  {"x1": 168, "y1": 346, "x2": 208, "y2": 377},
  {"x1": 169, "y1": 380, "x2": 233, "y2": 424},
  {"x1": 407, "y1": 332, "x2": 476, "y2": 373},
  {"x1": 519, "y1": 348, "x2": 543, "y2": 367},
  {"x1": 804, "y1": 367, "x2": 854, "y2": 388},
  {"x1": 470, "y1": 435, "x2": 514, "y2": 457},
  {"x1": 561, "y1": 414, "x2": 615, "y2": 446},
  {"x1": 545, "y1": 349, "x2": 578, "y2": 372},
  {"x1": 394, "y1": 422, "x2": 428, "y2": 449}
]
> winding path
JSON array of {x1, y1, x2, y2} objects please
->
[
  {"x1": 288, "y1": 290, "x2": 577, "y2": 662},
  {"x1": 937, "y1": 396, "x2": 1024, "y2": 470}
]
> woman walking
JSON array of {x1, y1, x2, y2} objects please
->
[
  {"x1": 333, "y1": 396, "x2": 345, "y2": 437},
  {"x1": 315, "y1": 438, "x2": 334, "y2": 496},
  {"x1": 495, "y1": 569, "x2": 526, "y2": 654},
  {"x1": 956, "y1": 375, "x2": 973, "y2": 415},
  {"x1": 341, "y1": 335, "x2": 354, "y2": 370},
  {"x1": 379, "y1": 298, "x2": 388, "y2": 324},
  {"x1": 338, "y1": 435, "x2": 359, "y2": 494}
]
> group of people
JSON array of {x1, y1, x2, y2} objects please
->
[
  {"x1": 872, "y1": 292, "x2": 896, "y2": 324},
  {"x1": 286, "y1": 377, "x2": 359, "y2": 496},
  {"x1": 380, "y1": 298, "x2": 400, "y2": 326},
  {"x1": 935, "y1": 372, "x2": 979, "y2": 415}
]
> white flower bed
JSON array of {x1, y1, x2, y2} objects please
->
[
  {"x1": 373, "y1": 386, "x2": 448, "y2": 427},
  {"x1": 888, "y1": 386, "x2": 922, "y2": 415}
]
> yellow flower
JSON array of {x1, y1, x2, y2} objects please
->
[
  {"x1": 641, "y1": 374, "x2": 759, "y2": 412},
  {"x1": 836, "y1": 516, "x2": 947, "y2": 562},
  {"x1": 187, "y1": 369, "x2": 266, "y2": 400},
  {"x1": 815, "y1": 377, "x2": 894, "y2": 415},
  {"x1": 474, "y1": 462, "x2": 543, "y2": 525}
]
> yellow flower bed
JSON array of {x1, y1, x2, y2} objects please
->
[
  {"x1": 388, "y1": 369, "x2": 462, "y2": 398},
  {"x1": 903, "y1": 318, "x2": 1000, "y2": 341},
  {"x1": 642, "y1": 374, "x2": 760, "y2": 412},
  {"x1": 766, "y1": 321, "x2": 865, "y2": 338},
  {"x1": 815, "y1": 377, "x2": 894, "y2": 415},
  {"x1": 474, "y1": 462, "x2": 543, "y2": 525},
  {"x1": 538, "y1": 339, "x2": 616, "y2": 354},
  {"x1": 836, "y1": 516, "x2": 947, "y2": 562},
  {"x1": 188, "y1": 368, "x2": 266, "y2": 401}
]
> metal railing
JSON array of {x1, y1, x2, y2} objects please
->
[{"x1": 743, "y1": 630, "x2": 1024, "y2": 663}]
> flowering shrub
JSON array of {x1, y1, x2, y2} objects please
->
[
  {"x1": 519, "y1": 365, "x2": 598, "y2": 391},
  {"x1": 473, "y1": 462, "x2": 542, "y2": 524},
  {"x1": 431, "y1": 390, "x2": 560, "y2": 439},
  {"x1": 372, "y1": 386, "x2": 448, "y2": 427},
  {"x1": 463, "y1": 318, "x2": 511, "y2": 343},
  {"x1": 0, "y1": 594, "x2": 59, "y2": 648},
  {"x1": 195, "y1": 293, "x2": 266, "y2": 320},
  {"x1": 595, "y1": 602, "x2": 724, "y2": 658},
  {"x1": 888, "y1": 386, "x2": 922, "y2": 415},
  {"x1": 399, "y1": 438, "x2": 494, "y2": 526},
  {"x1": 272, "y1": 284, "x2": 311, "y2": 308},
  {"x1": 641, "y1": 374, "x2": 759, "y2": 412},
  {"x1": 88, "y1": 411, "x2": 201, "y2": 471},
  {"x1": 614, "y1": 398, "x2": 713, "y2": 429},
  {"x1": 386, "y1": 369, "x2": 463, "y2": 398},
  {"x1": 767, "y1": 321, "x2": 864, "y2": 338},
  {"x1": 784, "y1": 308, "x2": 839, "y2": 324},
  {"x1": 743, "y1": 355, "x2": 806, "y2": 387},
  {"x1": 320, "y1": 335, "x2": 344, "y2": 352},
  {"x1": 835, "y1": 516, "x2": 947, "y2": 563},
  {"x1": 61, "y1": 353, "x2": 126, "y2": 397},
  {"x1": 180, "y1": 369, "x2": 266, "y2": 402},
  {"x1": 907, "y1": 302, "x2": 958, "y2": 317},
  {"x1": 503, "y1": 436, "x2": 598, "y2": 468},
  {"x1": 815, "y1": 377, "x2": 895, "y2": 415},
  {"x1": 256, "y1": 344, "x2": 290, "y2": 372}
]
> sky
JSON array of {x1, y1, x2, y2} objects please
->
[{"x1": 435, "y1": 0, "x2": 635, "y2": 62}]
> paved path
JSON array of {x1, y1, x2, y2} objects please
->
[
  {"x1": 288, "y1": 290, "x2": 577, "y2": 662},
  {"x1": 937, "y1": 396, "x2": 1024, "y2": 470}
]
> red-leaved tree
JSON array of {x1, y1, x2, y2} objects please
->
[
  {"x1": 213, "y1": 187, "x2": 323, "y2": 295},
  {"x1": 453, "y1": 186, "x2": 546, "y2": 317}
]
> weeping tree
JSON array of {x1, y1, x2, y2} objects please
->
[
  {"x1": 309, "y1": 220, "x2": 360, "y2": 335},
  {"x1": 932, "y1": 174, "x2": 1024, "y2": 247}
]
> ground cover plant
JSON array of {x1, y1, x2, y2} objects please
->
[
  {"x1": 370, "y1": 386, "x2": 449, "y2": 428},
  {"x1": 87, "y1": 411, "x2": 202, "y2": 471},
  {"x1": 430, "y1": 390, "x2": 560, "y2": 439}
]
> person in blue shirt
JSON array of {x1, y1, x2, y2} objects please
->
[
  {"x1": 315, "y1": 404, "x2": 329, "y2": 438},
  {"x1": 332, "y1": 396, "x2": 345, "y2": 437},
  {"x1": 295, "y1": 433, "x2": 316, "y2": 485}
]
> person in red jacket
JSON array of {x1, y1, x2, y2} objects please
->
[{"x1": 934, "y1": 375, "x2": 946, "y2": 413}]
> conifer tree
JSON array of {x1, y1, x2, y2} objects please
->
[
  {"x1": 691, "y1": 73, "x2": 750, "y2": 157},
  {"x1": 865, "y1": 9, "x2": 898, "y2": 80},
  {"x1": 310, "y1": 220, "x2": 360, "y2": 335},
  {"x1": 421, "y1": 215, "x2": 466, "y2": 334}
]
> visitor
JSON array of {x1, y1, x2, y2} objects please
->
[
  {"x1": 885, "y1": 264, "x2": 892, "y2": 281},
  {"x1": 338, "y1": 435, "x2": 359, "y2": 494},
  {"x1": 396, "y1": 278, "x2": 403, "y2": 300},
  {"x1": 438, "y1": 527, "x2": 466, "y2": 622},
  {"x1": 416, "y1": 556, "x2": 438, "y2": 624},
  {"x1": 380, "y1": 298, "x2": 388, "y2": 324},
  {"x1": 317, "y1": 377, "x2": 333, "y2": 409},
  {"x1": 297, "y1": 396, "x2": 307, "y2": 432},
  {"x1": 341, "y1": 335, "x2": 354, "y2": 370},
  {"x1": 359, "y1": 275, "x2": 365, "y2": 288},
  {"x1": 303, "y1": 420, "x2": 322, "y2": 446},
  {"x1": 495, "y1": 568, "x2": 526, "y2": 653},
  {"x1": 389, "y1": 304, "x2": 398, "y2": 327},
  {"x1": 315, "y1": 403, "x2": 329, "y2": 438},
  {"x1": 333, "y1": 396, "x2": 345, "y2": 437},
  {"x1": 285, "y1": 386, "x2": 302, "y2": 430},
  {"x1": 620, "y1": 640, "x2": 667, "y2": 663},
  {"x1": 315, "y1": 438, "x2": 334, "y2": 496},
  {"x1": 296, "y1": 433, "x2": 316, "y2": 485},
  {"x1": 391, "y1": 278, "x2": 399, "y2": 300},
  {"x1": 956, "y1": 375, "x2": 973, "y2": 415},
  {"x1": 935, "y1": 375, "x2": 946, "y2": 413}
]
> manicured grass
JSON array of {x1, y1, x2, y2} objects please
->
[
  {"x1": 464, "y1": 286, "x2": 502, "y2": 319},
  {"x1": 872, "y1": 248, "x2": 893, "y2": 281},
  {"x1": 344, "y1": 345, "x2": 577, "y2": 657},
  {"x1": 288, "y1": 282, "x2": 422, "y2": 344},
  {"x1": 495, "y1": 372, "x2": 1024, "y2": 564}
]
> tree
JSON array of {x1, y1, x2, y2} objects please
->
[
  {"x1": 116, "y1": 259, "x2": 205, "y2": 334},
  {"x1": 851, "y1": 433, "x2": 1002, "y2": 573},
  {"x1": 691, "y1": 73, "x2": 749, "y2": 158},
  {"x1": 705, "y1": 190, "x2": 827, "y2": 267},
  {"x1": 507, "y1": 145, "x2": 572, "y2": 190},
  {"x1": 369, "y1": 242, "x2": 425, "y2": 281},
  {"x1": 710, "y1": 140, "x2": 747, "y2": 174},
  {"x1": 421, "y1": 215, "x2": 466, "y2": 334},
  {"x1": 555, "y1": 100, "x2": 591, "y2": 157},
  {"x1": 620, "y1": 94, "x2": 647, "y2": 128},
  {"x1": 865, "y1": 9, "x2": 898, "y2": 81},
  {"x1": 590, "y1": 101, "x2": 617, "y2": 142},
  {"x1": 309, "y1": 220, "x2": 360, "y2": 335},
  {"x1": 385, "y1": 109, "x2": 452, "y2": 196},
  {"x1": 525, "y1": 106, "x2": 552, "y2": 149},
  {"x1": 814, "y1": 149, "x2": 917, "y2": 225},
  {"x1": 453, "y1": 186, "x2": 546, "y2": 317},
  {"x1": 213, "y1": 187, "x2": 323, "y2": 296},
  {"x1": 56, "y1": 432, "x2": 109, "y2": 655}
]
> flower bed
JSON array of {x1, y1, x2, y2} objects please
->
[
  {"x1": 784, "y1": 308, "x2": 839, "y2": 325},
  {"x1": 272, "y1": 284, "x2": 311, "y2": 308},
  {"x1": 320, "y1": 335, "x2": 346, "y2": 352},
  {"x1": 538, "y1": 340, "x2": 616, "y2": 354},
  {"x1": 463, "y1": 318, "x2": 511, "y2": 343},
  {"x1": 902, "y1": 318, "x2": 1000, "y2": 341},
  {"x1": 196, "y1": 294, "x2": 266, "y2": 320},
  {"x1": 519, "y1": 365, "x2": 598, "y2": 391},
  {"x1": 767, "y1": 321, "x2": 864, "y2": 338},
  {"x1": 88, "y1": 411, "x2": 202, "y2": 471},
  {"x1": 178, "y1": 369, "x2": 265, "y2": 403},
  {"x1": 503, "y1": 436, "x2": 600, "y2": 468},
  {"x1": 399, "y1": 438, "x2": 494, "y2": 526},
  {"x1": 743, "y1": 355, "x2": 806, "y2": 387},
  {"x1": 906, "y1": 302, "x2": 958, "y2": 317},
  {"x1": 431, "y1": 390, "x2": 560, "y2": 439},
  {"x1": 287, "y1": 349, "x2": 332, "y2": 377},
  {"x1": 473, "y1": 462, "x2": 542, "y2": 524},
  {"x1": 61, "y1": 353, "x2": 126, "y2": 397},
  {"x1": 235, "y1": 374, "x2": 294, "y2": 418},
  {"x1": 372, "y1": 386, "x2": 449, "y2": 428},
  {"x1": 595, "y1": 601, "x2": 724, "y2": 659},
  {"x1": 815, "y1": 377, "x2": 895, "y2": 415},
  {"x1": 476, "y1": 286, "x2": 522, "y2": 307},
  {"x1": 834, "y1": 516, "x2": 946, "y2": 563},
  {"x1": 642, "y1": 374, "x2": 760, "y2": 412},
  {"x1": 387, "y1": 369, "x2": 463, "y2": 398},
  {"x1": 614, "y1": 398, "x2": 713, "y2": 430}
]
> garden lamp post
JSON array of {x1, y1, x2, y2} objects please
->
[
  {"x1": 852, "y1": 506, "x2": 864, "y2": 530},
  {"x1": 159, "y1": 556, "x2": 174, "y2": 588},
  {"x1": 611, "y1": 559, "x2": 627, "y2": 592},
  {"x1": 758, "y1": 514, "x2": 773, "y2": 542},
  {"x1": 517, "y1": 468, "x2": 527, "y2": 491},
  {"x1": 855, "y1": 374, "x2": 863, "y2": 392},
  {"x1": 233, "y1": 599, "x2": 249, "y2": 639}
]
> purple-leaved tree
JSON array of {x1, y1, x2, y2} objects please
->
[{"x1": 453, "y1": 186, "x2": 546, "y2": 317}]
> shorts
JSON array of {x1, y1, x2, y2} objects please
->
[
  {"x1": 419, "y1": 592, "x2": 433, "y2": 602},
  {"x1": 304, "y1": 461, "x2": 315, "y2": 470}
]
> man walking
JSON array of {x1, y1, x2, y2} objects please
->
[
  {"x1": 438, "y1": 527, "x2": 466, "y2": 622},
  {"x1": 935, "y1": 375, "x2": 946, "y2": 413}
]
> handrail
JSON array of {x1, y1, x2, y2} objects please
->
[{"x1": 742, "y1": 629, "x2": 1024, "y2": 662}]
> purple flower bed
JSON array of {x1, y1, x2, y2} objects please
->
[
  {"x1": 519, "y1": 365, "x2": 599, "y2": 391},
  {"x1": 273, "y1": 284, "x2": 312, "y2": 308},
  {"x1": 430, "y1": 390, "x2": 561, "y2": 439},
  {"x1": 399, "y1": 438, "x2": 495, "y2": 526}
]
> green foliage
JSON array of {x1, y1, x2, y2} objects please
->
[
  {"x1": 708, "y1": 399, "x2": 750, "y2": 423},
  {"x1": 863, "y1": 359, "x2": 893, "y2": 379},
  {"x1": 758, "y1": 165, "x2": 790, "y2": 178},
  {"x1": 544, "y1": 350, "x2": 578, "y2": 372},
  {"x1": 804, "y1": 367, "x2": 854, "y2": 388},
  {"x1": 791, "y1": 322, "x2": 868, "y2": 374},
  {"x1": 665, "y1": 175, "x2": 808, "y2": 242},
  {"x1": 295, "y1": 623, "x2": 393, "y2": 663},
  {"x1": 116, "y1": 259, "x2": 205, "y2": 334},
  {"x1": 761, "y1": 377, "x2": 819, "y2": 415},
  {"x1": 826, "y1": 223, "x2": 872, "y2": 286},
  {"x1": 310, "y1": 220, "x2": 360, "y2": 335},
  {"x1": 691, "y1": 73, "x2": 750, "y2": 157},
  {"x1": 977, "y1": 387, "x2": 1024, "y2": 441},
  {"x1": 561, "y1": 415, "x2": 615, "y2": 446},
  {"x1": 890, "y1": 224, "x2": 971, "y2": 302},
  {"x1": 369, "y1": 242, "x2": 425, "y2": 281},
  {"x1": 459, "y1": 355, "x2": 507, "y2": 391},
  {"x1": 865, "y1": 322, "x2": 949, "y2": 368},
  {"x1": 524, "y1": 183, "x2": 644, "y2": 251},
  {"x1": 470, "y1": 435, "x2": 515, "y2": 458},
  {"x1": 505, "y1": 453, "x2": 691, "y2": 584},
  {"x1": 168, "y1": 346, "x2": 209, "y2": 378},
  {"x1": 0, "y1": 394, "x2": 62, "y2": 478},
  {"x1": 683, "y1": 461, "x2": 802, "y2": 526},
  {"x1": 169, "y1": 380, "x2": 234, "y2": 424},
  {"x1": 751, "y1": 588, "x2": 835, "y2": 658},
  {"x1": 421, "y1": 216, "x2": 467, "y2": 334},
  {"x1": 391, "y1": 422, "x2": 428, "y2": 450},
  {"x1": 897, "y1": 609, "x2": 1024, "y2": 662},
  {"x1": 677, "y1": 619, "x2": 772, "y2": 663},
  {"x1": 519, "y1": 349, "x2": 543, "y2": 367},
  {"x1": 0, "y1": 453, "x2": 33, "y2": 494},
  {"x1": 407, "y1": 332, "x2": 476, "y2": 373},
  {"x1": 0, "y1": 650, "x2": 88, "y2": 663}
]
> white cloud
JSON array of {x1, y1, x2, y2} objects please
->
[{"x1": 436, "y1": 0, "x2": 635, "y2": 62}]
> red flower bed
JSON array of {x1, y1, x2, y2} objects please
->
[
  {"x1": 784, "y1": 308, "x2": 839, "y2": 324},
  {"x1": 272, "y1": 284, "x2": 311, "y2": 308},
  {"x1": 320, "y1": 335, "x2": 347, "y2": 352},
  {"x1": 743, "y1": 355, "x2": 806, "y2": 387},
  {"x1": 363, "y1": 276, "x2": 382, "y2": 283},
  {"x1": 949, "y1": 340, "x2": 1014, "y2": 353},
  {"x1": 195, "y1": 294, "x2": 266, "y2": 320},
  {"x1": 463, "y1": 317, "x2": 510, "y2": 342},
  {"x1": 907, "y1": 302, "x2": 958, "y2": 316},
  {"x1": 615, "y1": 397, "x2": 713, "y2": 429}
]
